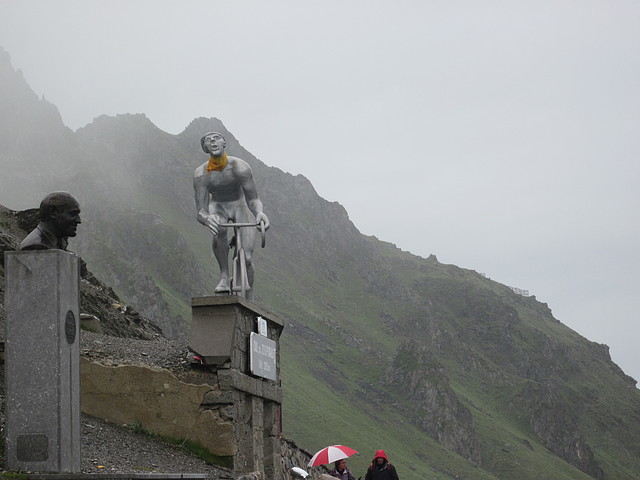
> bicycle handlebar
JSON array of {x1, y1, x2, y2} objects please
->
[
  {"x1": 219, "y1": 222, "x2": 260, "y2": 227},
  {"x1": 219, "y1": 221, "x2": 267, "y2": 248}
]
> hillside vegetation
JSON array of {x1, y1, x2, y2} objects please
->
[{"x1": 1, "y1": 46, "x2": 639, "y2": 480}]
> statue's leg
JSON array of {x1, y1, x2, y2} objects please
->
[
  {"x1": 238, "y1": 212, "x2": 257, "y2": 291},
  {"x1": 212, "y1": 228, "x2": 230, "y2": 293}
]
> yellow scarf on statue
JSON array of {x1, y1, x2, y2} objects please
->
[{"x1": 206, "y1": 153, "x2": 228, "y2": 172}]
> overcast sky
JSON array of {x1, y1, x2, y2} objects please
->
[{"x1": 1, "y1": 1, "x2": 638, "y2": 382}]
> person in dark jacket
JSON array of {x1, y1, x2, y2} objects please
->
[
  {"x1": 330, "y1": 458, "x2": 356, "y2": 480},
  {"x1": 364, "y1": 450, "x2": 399, "y2": 480}
]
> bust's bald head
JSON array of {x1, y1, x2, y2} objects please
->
[
  {"x1": 39, "y1": 192, "x2": 78, "y2": 221},
  {"x1": 39, "y1": 192, "x2": 81, "y2": 238},
  {"x1": 19, "y1": 192, "x2": 81, "y2": 250}
]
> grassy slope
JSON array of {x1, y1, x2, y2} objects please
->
[
  {"x1": 92, "y1": 190, "x2": 640, "y2": 479},
  {"x1": 256, "y1": 243, "x2": 612, "y2": 478},
  {"x1": 20, "y1": 123, "x2": 639, "y2": 479},
  {"x1": 70, "y1": 173, "x2": 640, "y2": 480}
]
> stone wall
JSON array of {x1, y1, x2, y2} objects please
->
[
  {"x1": 82, "y1": 296, "x2": 298, "y2": 478},
  {"x1": 279, "y1": 437, "x2": 313, "y2": 476},
  {"x1": 189, "y1": 296, "x2": 284, "y2": 476},
  {"x1": 81, "y1": 360, "x2": 235, "y2": 457},
  {"x1": 80, "y1": 358, "x2": 313, "y2": 479}
]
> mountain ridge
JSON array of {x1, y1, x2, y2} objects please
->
[{"x1": 1, "y1": 46, "x2": 639, "y2": 480}]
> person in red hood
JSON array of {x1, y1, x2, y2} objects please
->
[{"x1": 364, "y1": 450, "x2": 399, "y2": 480}]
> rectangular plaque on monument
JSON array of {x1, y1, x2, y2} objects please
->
[
  {"x1": 249, "y1": 332, "x2": 277, "y2": 381},
  {"x1": 4, "y1": 250, "x2": 81, "y2": 473}
]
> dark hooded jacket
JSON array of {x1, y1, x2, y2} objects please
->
[{"x1": 364, "y1": 450, "x2": 399, "y2": 480}]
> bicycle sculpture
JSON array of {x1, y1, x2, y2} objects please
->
[
  {"x1": 220, "y1": 220, "x2": 267, "y2": 298},
  {"x1": 193, "y1": 132, "x2": 270, "y2": 299}
]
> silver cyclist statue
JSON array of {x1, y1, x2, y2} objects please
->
[{"x1": 193, "y1": 132, "x2": 270, "y2": 297}]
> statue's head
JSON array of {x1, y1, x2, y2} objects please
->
[
  {"x1": 39, "y1": 192, "x2": 81, "y2": 238},
  {"x1": 201, "y1": 132, "x2": 226, "y2": 156}
]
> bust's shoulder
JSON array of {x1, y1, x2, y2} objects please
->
[{"x1": 19, "y1": 226, "x2": 51, "y2": 250}]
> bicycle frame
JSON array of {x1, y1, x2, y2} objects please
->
[{"x1": 219, "y1": 221, "x2": 266, "y2": 298}]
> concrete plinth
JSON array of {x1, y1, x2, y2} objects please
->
[
  {"x1": 4, "y1": 250, "x2": 81, "y2": 473},
  {"x1": 190, "y1": 295, "x2": 283, "y2": 369},
  {"x1": 190, "y1": 295, "x2": 284, "y2": 476}
]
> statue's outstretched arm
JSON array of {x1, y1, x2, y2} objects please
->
[
  {"x1": 240, "y1": 166, "x2": 270, "y2": 230},
  {"x1": 193, "y1": 171, "x2": 221, "y2": 235}
]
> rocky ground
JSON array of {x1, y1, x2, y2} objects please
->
[
  {"x1": 1, "y1": 331, "x2": 233, "y2": 478},
  {"x1": 80, "y1": 330, "x2": 191, "y2": 375},
  {"x1": 80, "y1": 413, "x2": 232, "y2": 478}
]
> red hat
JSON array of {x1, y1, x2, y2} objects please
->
[{"x1": 373, "y1": 449, "x2": 388, "y2": 461}]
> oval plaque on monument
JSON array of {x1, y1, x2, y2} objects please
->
[{"x1": 65, "y1": 310, "x2": 76, "y2": 345}]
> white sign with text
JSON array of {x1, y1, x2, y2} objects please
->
[{"x1": 249, "y1": 332, "x2": 277, "y2": 381}]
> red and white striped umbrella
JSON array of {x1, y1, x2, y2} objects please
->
[{"x1": 308, "y1": 445, "x2": 358, "y2": 467}]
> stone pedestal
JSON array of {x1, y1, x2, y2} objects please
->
[
  {"x1": 4, "y1": 250, "x2": 81, "y2": 473},
  {"x1": 190, "y1": 295, "x2": 284, "y2": 477}
]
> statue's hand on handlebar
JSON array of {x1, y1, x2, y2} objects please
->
[
  {"x1": 206, "y1": 214, "x2": 222, "y2": 236},
  {"x1": 256, "y1": 212, "x2": 270, "y2": 231}
]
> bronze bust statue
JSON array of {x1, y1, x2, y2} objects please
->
[{"x1": 19, "y1": 192, "x2": 81, "y2": 251}]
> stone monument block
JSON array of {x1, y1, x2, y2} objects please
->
[
  {"x1": 189, "y1": 303, "x2": 238, "y2": 365},
  {"x1": 4, "y1": 250, "x2": 81, "y2": 472},
  {"x1": 190, "y1": 295, "x2": 283, "y2": 369},
  {"x1": 190, "y1": 295, "x2": 284, "y2": 476}
]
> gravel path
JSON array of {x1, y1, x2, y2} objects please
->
[
  {"x1": 79, "y1": 331, "x2": 232, "y2": 478},
  {"x1": 80, "y1": 414, "x2": 232, "y2": 478}
]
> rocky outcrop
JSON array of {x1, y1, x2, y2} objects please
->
[
  {"x1": 0, "y1": 204, "x2": 163, "y2": 340},
  {"x1": 386, "y1": 340, "x2": 481, "y2": 465},
  {"x1": 516, "y1": 382, "x2": 606, "y2": 480}
]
